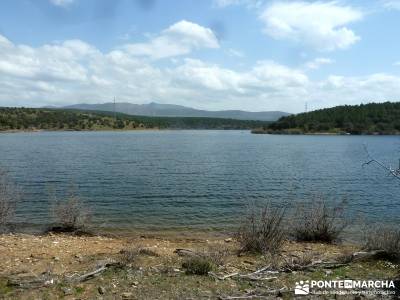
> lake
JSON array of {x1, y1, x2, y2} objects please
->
[{"x1": 0, "y1": 130, "x2": 399, "y2": 233}]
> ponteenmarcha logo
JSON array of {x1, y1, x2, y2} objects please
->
[
  {"x1": 295, "y1": 280, "x2": 310, "y2": 295},
  {"x1": 294, "y1": 279, "x2": 396, "y2": 296}
]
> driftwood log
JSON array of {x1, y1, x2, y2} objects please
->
[{"x1": 68, "y1": 259, "x2": 122, "y2": 283}]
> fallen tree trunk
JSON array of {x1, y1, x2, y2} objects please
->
[{"x1": 69, "y1": 260, "x2": 122, "y2": 283}]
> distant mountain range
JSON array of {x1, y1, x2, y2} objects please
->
[{"x1": 62, "y1": 102, "x2": 290, "y2": 121}]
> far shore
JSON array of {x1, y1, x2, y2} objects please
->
[
  {"x1": 0, "y1": 127, "x2": 160, "y2": 134},
  {"x1": 0, "y1": 128, "x2": 257, "y2": 134},
  {"x1": 2, "y1": 128, "x2": 400, "y2": 135},
  {"x1": 251, "y1": 129, "x2": 400, "y2": 136}
]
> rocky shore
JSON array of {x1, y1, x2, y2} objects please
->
[{"x1": 0, "y1": 233, "x2": 398, "y2": 299}]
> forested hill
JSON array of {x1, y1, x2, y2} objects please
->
[
  {"x1": 0, "y1": 107, "x2": 271, "y2": 131},
  {"x1": 253, "y1": 102, "x2": 400, "y2": 135}
]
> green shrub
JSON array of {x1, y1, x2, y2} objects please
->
[{"x1": 182, "y1": 257, "x2": 214, "y2": 275}]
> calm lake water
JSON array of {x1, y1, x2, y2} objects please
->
[{"x1": 0, "y1": 130, "x2": 399, "y2": 232}]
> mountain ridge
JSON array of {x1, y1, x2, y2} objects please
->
[{"x1": 61, "y1": 102, "x2": 290, "y2": 121}]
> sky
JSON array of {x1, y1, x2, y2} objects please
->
[{"x1": 0, "y1": 0, "x2": 400, "y2": 113}]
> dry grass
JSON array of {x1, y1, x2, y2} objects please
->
[
  {"x1": 119, "y1": 245, "x2": 160, "y2": 265},
  {"x1": 202, "y1": 246, "x2": 230, "y2": 266},
  {"x1": 280, "y1": 251, "x2": 314, "y2": 271},
  {"x1": 0, "y1": 233, "x2": 397, "y2": 299},
  {"x1": 364, "y1": 225, "x2": 400, "y2": 261},
  {"x1": 236, "y1": 201, "x2": 286, "y2": 255},
  {"x1": 291, "y1": 197, "x2": 347, "y2": 243}
]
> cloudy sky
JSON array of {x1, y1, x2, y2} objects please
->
[{"x1": 0, "y1": 0, "x2": 400, "y2": 113}]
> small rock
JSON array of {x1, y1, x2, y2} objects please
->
[
  {"x1": 121, "y1": 292, "x2": 134, "y2": 299},
  {"x1": 224, "y1": 238, "x2": 233, "y2": 243},
  {"x1": 98, "y1": 286, "x2": 106, "y2": 294},
  {"x1": 132, "y1": 281, "x2": 139, "y2": 286},
  {"x1": 53, "y1": 256, "x2": 60, "y2": 261},
  {"x1": 62, "y1": 287, "x2": 73, "y2": 295}
]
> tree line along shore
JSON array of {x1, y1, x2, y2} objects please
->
[
  {"x1": 0, "y1": 107, "x2": 270, "y2": 131},
  {"x1": 252, "y1": 102, "x2": 400, "y2": 135}
]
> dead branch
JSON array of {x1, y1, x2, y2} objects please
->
[
  {"x1": 281, "y1": 260, "x2": 349, "y2": 272},
  {"x1": 69, "y1": 260, "x2": 121, "y2": 283},
  {"x1": 75, "y1": 266, "x2": 107, "y2": 282},
  {"x1": 363, "y1": 144, "x2": 400, "y2": 180},
  {"x1": 209, "y1": 265, "x2": 280, "y2": 282},
  {"x1": 209, "y1": 272, "x2": 239, "y2": 280},
  {"x1": 7, "y1": 275, "x2": 55, "y2": 289},
  {"x1": 237, "y1": 275, "x2": 278, "y2": 281}
]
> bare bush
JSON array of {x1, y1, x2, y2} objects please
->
[
  {"x1": 364, "y1": 225, "x2": 400, "y2": 261},
  {"x1": 291, "y1": 197, "x2": 347, "y2": 243},
  {"x1": 0, "y1": 169, "x2": 18, "y2": 232},
  {"x1": 236, "y1": 201, "x2": 286, "y2": 255},
  {"x1": 49, "y1": 190, "x2": 91, "y2": 234}
]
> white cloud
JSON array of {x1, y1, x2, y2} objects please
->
[
  {"x1": 123, "y1": 20, "x2": 219, "y2": 60},
  {"x1": 0, "y1": 32, "x2": 310, "y2": 110},
  {"x1": 49, "y1": 0, "x2": 75, "y2": 7},
  {"x1": 1, "y1": 21, "x2": 400, "y2": 112},
  {"x1": 394, "y1": 61, "x2": 400, "y2": 66},
  {"x1": 304, "y1": 57, "x2": 334, "y2": 70},
  {"x1": 312, "y1": 73, "x2": 400, "y2": 109},
  {"x1": 0, "y1": 36, "x2": 93, "y2": 82},
  {"x1": 260, "y1": 1, "x2": 363, "y2": 51}
]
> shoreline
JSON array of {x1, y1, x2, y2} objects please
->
[
  {"x1": 251, "y1": 129, "x2": 400, "y2": 136},
  {"x1": 0, "y1": 232, "x2": 397, "y2": 299},
  {"x1": 2, "y1": 128, "x2": 400, "y2": 135},
  {"x1": 0, "y1": 128, "x2": 254, "y2": 134},
  {"x1": 0, "y1": 128, "x2": 161, "y2": 134}
]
